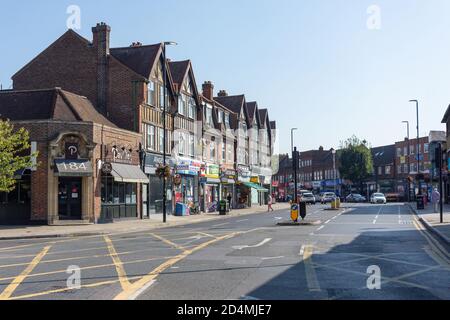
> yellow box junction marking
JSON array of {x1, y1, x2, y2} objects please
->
[
  {"x1": 114, "y1": 232, "x2": 240, "y2": 300},
  {"x1": 0, "y1": 245, "x2": 51, "y2": 300},
  {"x1": 103, "y1": 236, "x2": 132, "y2": 290}
]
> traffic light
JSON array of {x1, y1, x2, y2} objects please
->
[{"x1": 435, "y1": 144, "x2": 442, "y2": 168}]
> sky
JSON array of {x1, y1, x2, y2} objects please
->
[{"x1": 0, "y1": 0, "x2": 449, "y2": 154}]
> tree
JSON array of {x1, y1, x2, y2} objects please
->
[
  {"x1": 0, "y1": 120, "x2": 37, "y2": 192},
  {"x1": 338, "y1": 135, "x2": 373, "y2": 193}
]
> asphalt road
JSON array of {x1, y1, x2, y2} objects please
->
[{"x1": 0, "y1": 203, "x2": 449, "y2": 300}]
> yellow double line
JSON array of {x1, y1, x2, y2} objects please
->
[{"x1": 412, "y1": 218, "x2": 450, "y2": 266}]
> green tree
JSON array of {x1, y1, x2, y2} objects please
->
[
  {"x1": 338, "y1": 136, "x2": 373, "y2": 193},
  {"x1": 0, "y1": 120, "x2": 37, "y2": 192}
]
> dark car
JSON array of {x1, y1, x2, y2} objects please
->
[
  {"x1": 301, "y1": 193, "x2": 316, "y2": 205},
  {"x1": 345, "y1": 194, "x2": 367, "y2": 203}
]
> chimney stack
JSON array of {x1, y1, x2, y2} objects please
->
[
  {"x1": 92, "y1": 22, "x2": 111, "y2": 115},
  {"x1": 202, "y1": 81, "x2": 214, "y2": 100},
  {"x1": 218, "y1": 90, "x2": 228, "y2": 97}
]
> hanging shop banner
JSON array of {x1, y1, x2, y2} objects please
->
[
  {"x1": 250, "y1": 176, "x2": 260, "y2": 184},
  {"x1": 205, "y1": 164, "x2": 220, "y2": 179},
  {"x1": 220, "y1": 168, "x2": 236, "y2": 183},
  {"x1": 237, "y1": 165, "x2": 251, "y2": 182}
]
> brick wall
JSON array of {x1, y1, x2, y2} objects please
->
[{"x1": 13, "y1": 31, "x2": 98, "y2": 111}]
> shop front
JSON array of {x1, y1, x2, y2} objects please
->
[
  {"x1": 0, "y1": 169, "x2": 32, "y2": 224},
  {"x1": 200, "y1": 164, "x2": 221, "y2": 212},
  {"x1": 220, "y1": 167, "x2": 236, "y2": 209},
  {"x1": 100, "y1": 161, "x2": 148, "y2": 222},
  {"x1": 174, "y1": 158, "x2": 201, "y2": 210},
  {"x1": 144, "y1": 152, "x2": 175, "y2": 216},
  {"x1": 236, "y1": 165, "x2": 251, "y2": 209}
]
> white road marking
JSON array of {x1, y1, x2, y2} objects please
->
[
  {"x1": 232, "y1": 238, "x2": 272, "y2": 250},
  {"x1": 212, "y1": 223, "x2": 230, "y2": 227},
  {"x1": 261, "y1": 256, "x2": 284, "y2": 261},
  {"x1": 274, "y1": 217, "x2": 283, "y2": 221},
  {"x1": 128, "y1": 280, "x2": 156, "y2": 300},
  {"x1": 236, "y1": 219, "x2": 249, "y2": 223},
  {"x1": 316, "y1": 226, "x2": 325, "y2": 232},
  {"x1": 325, "y1": 220, "x2": 331, "y2": 224},
  {"x1": 299, "y1": 245, "x2": 305, "y2": 256}
]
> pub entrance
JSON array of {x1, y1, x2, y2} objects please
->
[{"x1": 58, "y1": 178, "x2": 82, "y2": 220}]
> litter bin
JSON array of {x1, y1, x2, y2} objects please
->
[
  {"x1": 416, "y1": 195, "x2": 425, "y2": 210},
  {"x1": 219, "y1": 200, "x2": 227, "y2": 215}
]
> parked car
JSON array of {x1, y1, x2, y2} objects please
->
[
  {"x1": 321, "y1": 192, "x2": 337, "y2": 204},
  {"x1": 371, "y1": 193, "x2": 387, "y2": 204},
  {"x1": 301, "y1": 193, "x2": 316, "y2": 205},
  {"x1": 346, "y1": 194, "x2": 367, "y2": 203}
]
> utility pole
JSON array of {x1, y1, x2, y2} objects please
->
[
  {"x1": 402, "y1": 121, "x2": 410, "y2": 202},
  {"x1": 410, "y1": 100, "x2": 421, "y2": 196},
  {"x1": 162, "y1": 41, "x2": 177, "y2": 223},
  {"x1": 437, "y1": 143, "x2": 444, "y2": 223}
]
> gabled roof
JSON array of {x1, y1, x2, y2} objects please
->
[
  {"x1": 214, "y1": 94, "x2": 245, "y2": 114},
  {"x1": 169, "y1": 60, "x2": 201, "y2": 107},
  {"x1": 0, "y1": 88, "x2": 116, "y2": 127},
  {"x1": 259, "y1": 109, "x2": 268, "y2": 129},
  {"x1": 168, "y1": 60, "x2": 190, "y2": 87},
  {"x1": 442, "y1": 104, "x2": 450, "y2": 123},
  {"x1": 214, "y1": 94, "x2": 250, "y2": 126},
  {"x1": 12, "y1": 29, "x2": 91, "y2": 80},
  {"x1": 110, "y1": 44, "x2": 162, "y2": 79},
  {"x1": 270, "y1": 121, "x2": 276, "y2": 130},
  {"x1": 246, "y1": 102, "x2": 260, "y2": 127}
]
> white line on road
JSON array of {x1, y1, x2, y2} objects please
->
[
  {"x1": 232, "y1": 238, "x2": 272, "y2": 250},
  {"x1": 316, "y1": 226, "x2": 325, "y2": 232},
  {"x1": 236, "y1": 219, "x2": 249, "y2": 223},
  {"x1": 325, "y1": 220, "x2": 331, "y2": 224},
  {"x1": 299, "y1": 245, "x2": 305, "y2": 256},
  {"x1": 261, "y1": 256, "x2": 285, "y2": 261},
  {"x1": 212, "y1": 223, "x2": 230, "y2": 227},
  {"x1": 128, "y1": 280, "x2": 156, "y2": 300}
]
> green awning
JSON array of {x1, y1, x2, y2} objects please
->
[{"x1": 243, "y1": 182, "x2": 269, "y2": 192}]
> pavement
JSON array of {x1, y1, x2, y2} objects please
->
[
  {"x1": 0, "y1": 203, "x2": 290, "y2": 240},
  {"x1": 408, "y1": 202, "x2": 450, "y2": 245},
  {"x1": 0, "y1": 203, "x2": 448, "y2": 300}
]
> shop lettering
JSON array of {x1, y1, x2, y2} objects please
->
[{"x1": 61, "y1": 162, "x2": 87, "y2": 171}]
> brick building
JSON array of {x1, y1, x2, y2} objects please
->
[
  {"x1": 0, "y1": 88, "x2": 147, "y2": 225},
  {"x1": 6, "y1": 22, "x2": 277, "y2": 217}
]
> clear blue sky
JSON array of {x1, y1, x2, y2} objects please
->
[{"x1": 1, "y1": 0, "x2": 448, "y2": 154}]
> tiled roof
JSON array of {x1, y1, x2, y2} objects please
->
[
  {"x1": 168, "y1": 60, "x2": 190, "y2": 87},
  {"x1": 270, "y1": 121, "x2": 277, "y2": 130},
  {"x1": 259, "y1": 109, "x2": 268, "y2": 128},
  {"x1": 246, "y1": 102, "x2": 258, "y2": 125},
  {"x1": 214, "y1": 95, "x2": 245, "y2": 114},
  {"x1": 0, "y1": 88, "x2": 116, "y2": 127},
  {"x1": 110, "y1": 44, "x2": 161, "y2": 79}
]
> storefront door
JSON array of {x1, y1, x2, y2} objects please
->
[{"x1": 58, "y1": 178, "x2": 82, "y2": 220}]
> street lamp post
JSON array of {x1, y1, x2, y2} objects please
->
[
  {"x1": 291, "y1": 128, "x2": 298, "y2": 203},
  {"x1": 410, "y1": 100, "x2": 421, "y2": 196},
  {"x1": 332, "y1": 149, "x2": 337, "y2": 195},
  {"x1": 162, "y1": 41, "x2": 177, "y2": 223},
  {"x1": 402, "y1": 121, "x2": 410, "y2": 202}
]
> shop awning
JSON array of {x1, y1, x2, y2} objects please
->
[
  {"x1": 244, "y1": 182, "x2": 269, "y2": 192},
  {"x1": 110, "y1": 163, "x2": 149, "y2": 183},
  {"x1": 54, "y1": 159, "x2": 93, "y2": 177}
]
